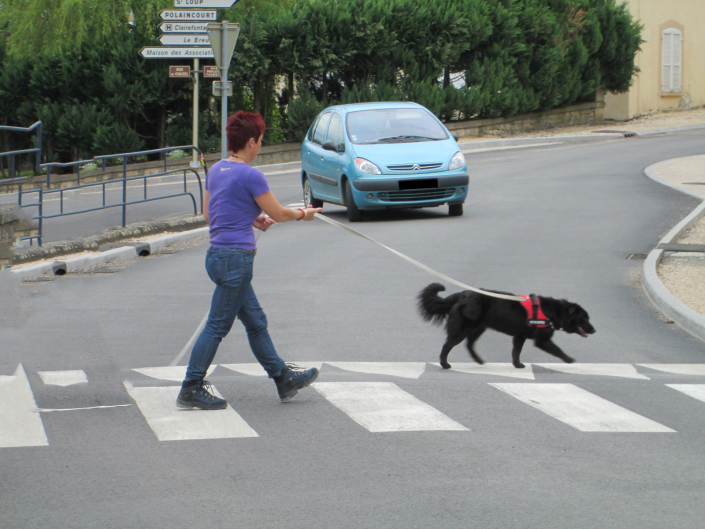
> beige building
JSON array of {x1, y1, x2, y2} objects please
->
[{"x1": 604, "y1": 0, "x2": 705, "y2": 120}]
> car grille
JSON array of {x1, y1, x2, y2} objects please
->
[
  {"x1": 387, "y1": 163, "x2": 443, "y2": 171},
  {"x1": 377, "y1": 188, "x2": 456, "y2": 202}
]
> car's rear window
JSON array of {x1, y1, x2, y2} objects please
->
[{"x1": 346, "y1": 108, "x2": 448, "y2": 144}]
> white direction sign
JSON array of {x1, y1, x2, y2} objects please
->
[
  {"x1": 174, "y1": 0, "x2": 239, "y2": 7},
  {"x1": 159, "y1": 34, "x2": 210, "y2": 46},
  {"x1": 140, "y1": 47, "x2": 214, "y2": 59},
  {"x1": 159, "y1": 10, "x2": 216, "y2": 20},
  {"x1": 159, "y1": 22, "x2": 208, "y2": 33}
]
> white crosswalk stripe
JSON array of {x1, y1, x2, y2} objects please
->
[
  {"x1": 430, "y1": 362, "x2": 536, "y2": 379},
  {"x1": 666, "y1": 384, "x2": 705, "y2": 403},
  {"x1": 313, "y1": 382, "x2": 468, "y2": 432},
  {"x1": 0, "y1": 364, "x2": 48, "y2": 448},
  {"x1": 638, "y1": 364, "x2": 705, "y2": 376},
  {"x1": 490, "y1": 383, "x2": 675, "y2": 433},
  {"x1": 534, "y1": 363, "x2": 650, "y2": 379},
  {"x1": 38, "y1": 370, "x2": 88, "y2": 386},
  {"x1": 326, "y1": 362, "x2": 427, "y2": 379},
  {"x1": 123, "y1": 382, "x2": 258, "y2": 441}
]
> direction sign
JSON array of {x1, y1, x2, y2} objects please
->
[
  {"x1": 159, "y1": 10, "x2": 216, "y2": 20},
  {"x1": 159, "y1": 34, "x2": 210, "y2": 46},
  {"x1": 159, "y1": 22, "x2": 208, "y2": 33},
  {"x1": 140, "y1": 47, "x2": 214, "y2": 59},
  {"x1": 174, "y1": 0, "x2": 239, "y2": 7},
  {"x1": 207, "y1": 22, "x2": 240, "y2": 70}
]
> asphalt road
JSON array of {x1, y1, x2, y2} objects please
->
[{"x1": 2, "y1": 131, "x2": 705, "y2": 528}]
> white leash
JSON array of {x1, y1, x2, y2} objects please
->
[{"x1": 313, "y1": 213, "x2": 525, "y2": 302}]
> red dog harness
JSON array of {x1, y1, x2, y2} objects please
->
[{"x1": 520, "y1": 294, "x2": 551, "y2": 328}]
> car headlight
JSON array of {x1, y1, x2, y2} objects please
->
[
  {"x1": 449, "y1": 152, "x2": 466, "y2": 171},
  {"x1": 355, "y1": 158, "x2": 381, "y2": 175}
]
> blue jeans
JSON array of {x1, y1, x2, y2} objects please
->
[{"x1": 184, "y1": 247, "x2": 287, "y2": 382}]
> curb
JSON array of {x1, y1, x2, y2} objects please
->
[
  {"x1": 10, "y1": 227, "x2": 210, "y2": 281},
  {"x1": 641, "y1": 164, "x2": 705, "y2": 342}
]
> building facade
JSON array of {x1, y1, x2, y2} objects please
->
[{"x1": 604, "y1": 0, "x2": 705, "y2": 120}]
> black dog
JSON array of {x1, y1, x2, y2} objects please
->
[{"x1": 417, "y1": 283, "x2": 595, "y2": 369}]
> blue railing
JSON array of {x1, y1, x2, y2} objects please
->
[
  {"x1": 0, "y1": 122, "x2": 42, "y2": 184},
  {"x1": 18, "y1": 146, "x2": 207, "y2": 246}
]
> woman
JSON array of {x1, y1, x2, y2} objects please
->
[{"x1": 177, "y1": 111, "x2": 322, "y2": 409}]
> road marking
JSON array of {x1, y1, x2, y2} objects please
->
[
  {"x1": 124, "y1": 382, "x2": 258, "y2": 441},
  {"x1": 38, "y1": 370, "x2": 88, "y2": 386},
  {"x1": 666, "y1": 384, "x2": 705, "y2": 403},
  {"x1": 37, "y1": 404, "x2": 132, "y2": 412},
  {"x1": 219, "y1": 362, "x2": 323, "y2": 377},
  {"x1": 490, "y1": 383, "x2": 675, "y2": 433},
  {"x1": 132, "y1": 365, "x2": 216, "y2": 382},
  {"x1": 0, "y1": 364, "x2": 49, "y2": 448},
  {"x1": 326, "y1": 362, "x2": 427, "y2": 379},
  {"x1": 638, "y1": 364, "x2": 705, "y2": 376},
  {"x1": 430, "y1": 362, "x2": 535, "y2": 380},
  {"x1": 534, "y1": 363, "x2": 650, "y2": 380},
  {"x1": 312, "y1": 382, "x2": 468, "y2": 432}
]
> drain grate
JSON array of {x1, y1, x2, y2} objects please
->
[{"x1": 625, "y1": 253, "x2": 648, "y2": 260}]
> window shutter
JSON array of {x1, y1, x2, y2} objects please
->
[
  {"x1": 672, "y1": 31, "x2": 682, "y2": 92},
  {"x1": 662, "y1": 28, "x2": 682, "y2": 93}
]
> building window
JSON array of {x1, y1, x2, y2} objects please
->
[{"x1": 662, "y1": 28, "x2": 682, "y2": 93}]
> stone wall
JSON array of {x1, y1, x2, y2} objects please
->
[
  {"x1": 0, "y1": 205, "x2": 37, "y2": 268},
  {"x1": 445, "y1": 102, "x2": 604, "y2": 138}
]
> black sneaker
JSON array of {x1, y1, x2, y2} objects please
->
[
  {"x1": 275, "y1": 364, "x2": 319, "y2": 402},
  {"x1": 176, "y1": 380, "x2": 227, "y2": 410}
]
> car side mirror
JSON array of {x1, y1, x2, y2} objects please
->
[
  {"x1": 322, "y1": 141, "x2": 338, "y2": 153},
  {"x1": 451, "y1": 134, "x2": 459, "y2": 142}
]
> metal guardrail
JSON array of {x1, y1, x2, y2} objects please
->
[
  {"x1": 17, "y1": 146, "x2": 207, "y2": 246},
  {"x1": 0, "y1": 122, "x2": 42, "y2": 184}
]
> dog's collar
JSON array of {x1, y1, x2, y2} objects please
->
[{"x1": 520, "y1": 295, "x2": 552, "y2": 328}]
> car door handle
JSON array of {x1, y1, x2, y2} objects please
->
[{"x1": 320, "y1": 156, "x2": 324, "y2": 160}]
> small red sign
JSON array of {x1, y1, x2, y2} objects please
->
[
  {"x1": 203, "y1": 65, "x2": 220, "y2": 78},
  {"x1": 169, "y1": 65, "x2": 191, "y2": 78}
]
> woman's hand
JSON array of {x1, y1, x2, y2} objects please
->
[
  {"x1": 253, "y1": 214, "x2": 275, "y2": 232},
  {"x1": 300, "y1": 207, "x2": 322, "y2": 221}
]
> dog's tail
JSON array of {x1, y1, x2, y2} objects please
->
[{"x1": 417, "y1": 283, "x2": 456, "y2": 325}]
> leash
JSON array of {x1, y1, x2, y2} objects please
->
[{"x1": 313, "y1": 213, "x2": 525, "y2": 302}]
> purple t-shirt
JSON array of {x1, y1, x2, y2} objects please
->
[{"x1": 205, "y1": 160, "x2": 270, "y2": 249}]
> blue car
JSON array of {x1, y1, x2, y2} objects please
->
[{"x1": 301, "y1": 102, "x2": 468, "y2": 222}]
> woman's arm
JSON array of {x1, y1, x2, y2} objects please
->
[
  {"x1": 203, "y1": 189, "x2": 210, "y2": 224},
  {"x1": 255, "y1": 191, "x2": 321, "y2": 222}
]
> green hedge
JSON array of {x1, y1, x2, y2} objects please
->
[{"x1": 0, "y1": 0, "x2": 641, "y2": 168}]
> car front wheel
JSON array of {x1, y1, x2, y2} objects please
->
[
  {"x1": 344, "y1": 180, "x2": 363, "y2": 222},
  {"x1": 303, "y1": 177, "x2": 323, "y2": 208},
  {"x1": 448, "y1": 204, "x2": 463, "y2": 217}
]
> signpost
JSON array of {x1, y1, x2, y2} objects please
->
[
  {"x1": 143, "y1": 4, "x2": 241, "y2": 162},
  {"x1": 207, "y1": 21, "x2": 240, "y2": 158}
]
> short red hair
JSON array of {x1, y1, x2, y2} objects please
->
[{"x1": 226, "y1": 111, "x2": 266, "y2": 153}]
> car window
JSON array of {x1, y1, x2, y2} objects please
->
[
  {"x1": 307, "y1": 114, "x2": 322, "y2": 142},
  {"x1": 312, "y1": 112, "x2": 332, "y2": 146},
  {"x1": 326, "y1": 113, "x2": 345, "y2": 151},
  {"x1": 346, "y1": 108, "x2": 448, "y2": 144}
]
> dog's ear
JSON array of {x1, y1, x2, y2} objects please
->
[
  {"x1": 568, "y1": 306, "x2": 576, "y2": 315},
  {"x1": 461, "y1": 298, "x2": 482, "y2": 320}
]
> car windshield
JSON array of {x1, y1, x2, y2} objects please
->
[{"x1": 346, "y1": 108, "x2": 448, "y2": 144}]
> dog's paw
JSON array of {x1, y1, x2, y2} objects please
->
[
  {"x1": 440, "y1": 361, "x2": 452, "y2": 369},
  {"x1": 564, "y1": 356, "x2": 575, "y2": 364},
  {"x1": 513, "y1": 362, "x2": 526, "y2": 369}
]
